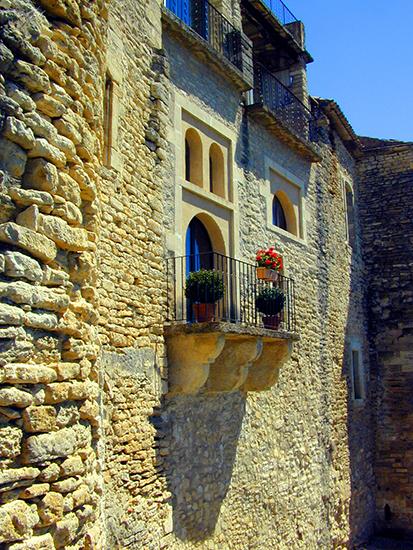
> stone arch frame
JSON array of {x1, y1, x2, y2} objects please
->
[
  {"x1": 188, "y1": 212, "x2": 226, "y2": 256},
  {"x1": 274, "y1": 190, "x2": 298, "y2": 236},
  {"x1": 185, "y1": 128, "x2": 203, "y2": 188},
  {"x1": 209, "y1": 143, "x2": 226, "y2": 198}
]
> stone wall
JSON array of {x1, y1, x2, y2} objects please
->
[
  {"x1": 0, "y1": 0, "x2": 106, "y2": 547},
  {"x1": 358, "y1": 139, "x2": 413, "y2": 537},
  {"x1": 161, "y1": 27, "x2": 376, "y2": 549}
]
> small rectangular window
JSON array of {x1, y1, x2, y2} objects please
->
[
  {"x1": 351, "y1": 349, "x2": 364, "y2": 401},
  {"x1": 103, "y1": 76, "x2": 113, "y2": 167}
]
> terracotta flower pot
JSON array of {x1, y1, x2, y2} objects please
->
[
  {"x1": 192, "y1": 303, "x2": 216, "y2": 322},
  {"x1": 262, "y1": 315, "x2": 281, "y2": 330},
  {"x1": 256, "y1": 267, "x2": 278, "y2": 282}
]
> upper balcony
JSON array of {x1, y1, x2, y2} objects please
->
[
  {"x1": 165, "y1": 252, "x2": 298, "y2": 395},
  {"x1": 162, "y1": 0, "x2": 253, "y2": 90},
  {"x1": 240, "y1": 0, "x2": 312, "y2": 72},
  {"x1": 246, "y1": 64, "x2": 320, "y2": 161}
]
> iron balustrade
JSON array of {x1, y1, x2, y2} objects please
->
[
  {"x1": 164, "y1": 0, "x2": 252, "y2": 76},
  {"x1": 250, "y1": 64, "x2": 317, "y2": 141},
  {"x1": 261, "y1": 0, "x2": 297, "y2": 26},
  {"x1": 166, "y1": 252, "x2": 296, "y2": 333}
]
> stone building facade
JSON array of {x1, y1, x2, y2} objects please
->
[{"x1": 0, "y1": 0, "x2": 411, "y2": 549}]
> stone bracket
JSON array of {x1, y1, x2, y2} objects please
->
[{"x1": 166, "y1": 329, "x2": 294, "y2": 395}]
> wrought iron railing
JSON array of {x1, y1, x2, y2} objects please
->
[
  {"x1": 164, "y1": 0, "x2": 252, "y2": 76},
  {"x1": 249, "y1": 64, "x2": 316, "y2": 141},
  {"x1": 166, "y1": 252, "x2": 296, "y2": 332},
  {"x1": 261, "y1": 0, "x2": 298, "y2": 26}
]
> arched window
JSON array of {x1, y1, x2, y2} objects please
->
[
  {"x1": 209, "y1": 143, "x2": 225, "y2": 197},
  {"x1": 184, "y1": 129, "x2": 203, "y2": 187},
  {"x1": 185, "y1": 217, "x2": 213, "y2": 271},
  {"x1": 272, "y1": 195, "x2": 287, "y2": 231}
]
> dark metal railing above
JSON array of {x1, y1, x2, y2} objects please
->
[
  {"x1": 249, "y1": 63, "x2": 316, "y2": 142},
  {"x1": 261, "y1": 0, "x2": 298, "y2": 26},
  {"x1": 166, "y1": 252, "x2": 296, "y2": 333},
  {"x1": 165, "y1": 0, "x2": 252, "y2": 77}
]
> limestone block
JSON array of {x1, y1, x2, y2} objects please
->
[
  {"x1": 5, "y1": 83, "x2": 36, "y2": 112},
  {"x1": 43, "y1": 59, "x2": 67, "y2": 86},
  {"x1": 69, "y1": 166, "x2": 96, "y2": 200},
  {"x1": 0, "y1": 95, "x2": 23, "y2": 119},
  {"x1": 42, "y1": 266, "x2": 70, "y2": 287},
  {"x1": 23, "y1": 158, "x2": 58, "y2": 192},
  {"x1": 38, "y1": 214, "x2": 90, "y2": 251},
  {"x1": 33, "y1": 93, "x2": 66, "y2": 118},
  {"x1": 0, "y1": 222, "x2": 57, "y2": 262},
  {"x1": 23, "y1": 424, "x2": 91, "y2": 463},
  {"x1": 0, "y1": 387, "x2": 33, "y2": 408},
  {"x1": 1, "y1": 27, "x2": 46, "y2": 67},
  {"x1": 24, "y1": 311, "x2": 59, "y2": 330},
  {"x1": 38, "y1": 492, "x2": 64, "y2": 526},
  {"x1": 8, "y1": 533, "x2": 54, "y2": 550},
  {"x1": 3, "y1": 117, "x2": 36, "y2": 150},
  {"x1": 54, "y1": 362, "x2": 81, "y2": 380},
  {"x1": 35, "y1": 36, "x2": 69, "y2": 68},
  {"x1": 0, "y1": 193, "x2": 16, "y2": 223},
  {"x1": 38, "y1": 463, "x2": 60, "y2": 482},
  {"x1": 28, "y1": 138, "x2": 66, "y2": 168},
  {"x1": 10, "y1": 60, "x2": 51, "y2": 94},
  {"x1": 51, "y1": 476, "x2": 81, "y2": 494},
  {"x1": 56, "y1": 172, "x2": 81, "y2": 206},
  {"x1": 0, "y1": 500, "x2": 39, "y2": 544},
  {"x1": 4, "y1": 251, "x2": 43, "y2": 282},
  {"x1": 0, "y1": 280, "x2": 69, "y2": 311},
  {"x1": 0, "y1": 426, "x2": 22, "y2": 458},
  {"x1": 22, "y1": 406, "x2": 57, "y2": 433},
  {"x1": 53, "y1": 512, "x2": 79, "y2": 548},
  {"x1": 79, "y1": 399, "x2": 99, "y2": 425},
  {"x1": 0, "y1": 467, "x2": 40, "y2": 486},
  {"x1": 9, "y1": 187, "x2": 54, "y2": 211},
  {"x1": 0, "y1": 41, "x2": 14, "y2": 73},
  {"x1": 0, "y1": 364, "x2": 57, "y2": 385},
  {"x1": 16, "y1": 205, "x2": 40, "y2": 232},
  {"x1": 0, "y1": 138, "x2": 27, "y2": 177},
  {"x1": 23, "y1": 112, "x2": 58, "y2": 142},
  {"x1": 19, "y1": 483, "x2": 49, "y2": 499},
  {"x1": 50, "y1": 82, "x2": 73, "y2": 107},
  {"x1": 0, "y1": 303, "x2": 25, "y2": 326},
  {"x1": 37, "y1": 0, "x2": 82, "y2": 26},
  {"x1": 52, "y1": 200, "x2": 82, "y2": 225},
  {"x1": 54, "y1": 117, "x2": 82, "y2": 145},
  {"x1": 44, "y1": 381, "x2": 91, "y2": 403},
  {"x1": 60, "y1": 455, "x2": 84, "y2": 477},
  {"x1": 72, "y1": 484, "x2": 91, "y2": 508},
  {"x1": 52, "y1": 133, "x2": 77, "y2": 161}
]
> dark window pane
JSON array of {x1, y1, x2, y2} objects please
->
[{"x1": 272, "y1": 195, "x2": 287, "y2": 230}]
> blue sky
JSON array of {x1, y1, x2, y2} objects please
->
[{"x1": 285, "y1": 0, "x2": 413, "y2": 141}]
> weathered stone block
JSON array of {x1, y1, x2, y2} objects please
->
[
  {"x1": 8, "y1": 533, "x2": 54, "y2": 550},
  {"x1": 24, "y1": 311, "x2": 59, "y2": 330},
  {"x1": 27, "y1": 138, "x2": 66, "y2": 168},
  {"x1": 0, "y1": 303, "x2": 25, "y2": 326},
  {"x1": 52, "y1": 200, "x2": 83, "y2": 225},
  {"x1": 9, "y1": 187, "x2": 54, "y2": 211},
  {"x1": 0, "y1": 467, "x2": 40, "y2": 486},
  {"x1": 0, "y1": 387, "x2": 33, "y2": 408},
  {"x1": 0, "y1": 193, "x2": 16, "y2": 223},
  {"x1": 0, "y1": 280, "x2": 69, "y2": 311},
  {"x1": 4, "y1": 251, "x2": 43, "y2": 282},
  {"x1": 57, "y1": 172, "x2": 82, "y2": 206},
  {"x1": 10, "y1": 60, "x2": 51, "y2": 94},
  {"x1": 0, "y1": 426, "x2": 22, "y2": 458},
  {"x1": 23, "y1": 112, "x2": 57, "y2": 142},
  {"x1": 19, "y1": 482, "x2": 49, "y2": 499},
  {"x1": 0, "y1": 500, "x2": 39, "y2": 544},
  {"x1": 23, "y1": 158, "x2": 58, "y2": 192},
  {"x1": 38, "y1": 491, "x2": 64, "y2": 526},
  {"x1": 53, "y1": 512, "x2": 79, "y2": 547},
  {"x1": 0, "y1": 222, "x2": 57, "y2": 262},
  {"x1": 33, "y1": 93, "x2": 66, "y2": 118},
  {"x1": 22, "y1": 406, "x2": 57, "y2": 433},
  {"x1": 38, "y1": 214, "x2": 90, "y2": 251},
  {"x1": 0, "y1": 364, "x2": 57, "y2": 385},
  {"x1": 22, "y1": 424, "x2": 91, "y2": 463},
  {"x1": 3, "y1": 117, "x2": 36, "y2": 150},
  {"x1": 5, "y1": 83, "x2": 36, "y2": 112},
  {"x1": 60, "y1": 455, "x2": 84, "y2": 477},
  {"x1": 0, "y1": 138, "x2": 27, "y2": 177},
  {"x1": 37, "y1": 0, "x2": 82, "y2": 26}
]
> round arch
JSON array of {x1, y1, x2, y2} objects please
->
[
  {"x1": 185, "y1": 128, "x2": 203, "y2": 187},
  {"x1": 209, "y1": 143, "x2": 225, "y2": 198},
  {"x1": 274, "y1": 191, "x2": 298, "y2": 236}
]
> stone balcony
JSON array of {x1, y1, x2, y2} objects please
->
[{"x1": 165, "y1": 252, "x2": 299, "y2": 395}]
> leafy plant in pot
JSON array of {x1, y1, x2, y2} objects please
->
[
  {"x1": 185, "y1": 269, "x2": 225, "y2": 322},
  {"x1": 255, "y1": 286, "x2": 285, "y2": 330}
]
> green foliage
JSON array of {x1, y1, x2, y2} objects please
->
[
  {"x1": 255, "y1": 286, "x2": 285, "y2": 315},
  {"x1": 185, "y1": 269, "x2": 225, "y2": 304}
]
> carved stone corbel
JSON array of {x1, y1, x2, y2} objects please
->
[{"x1": 241, "y1": 339, "x2": 292, "y2": 392}]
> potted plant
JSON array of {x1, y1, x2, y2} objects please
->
[
  {"x1": 255, "y1": 286, "x2": 285, "y2": 330},
  {"x1": 185, "y1": 269, "x2": 225, "y2": 322},
  {"x1": 256, "y1": 247, "x2": 283, "y2": 282}
]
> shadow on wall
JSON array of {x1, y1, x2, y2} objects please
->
[{"x1": 151, "y1": 392, "x2": 246, "y2": 542}]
